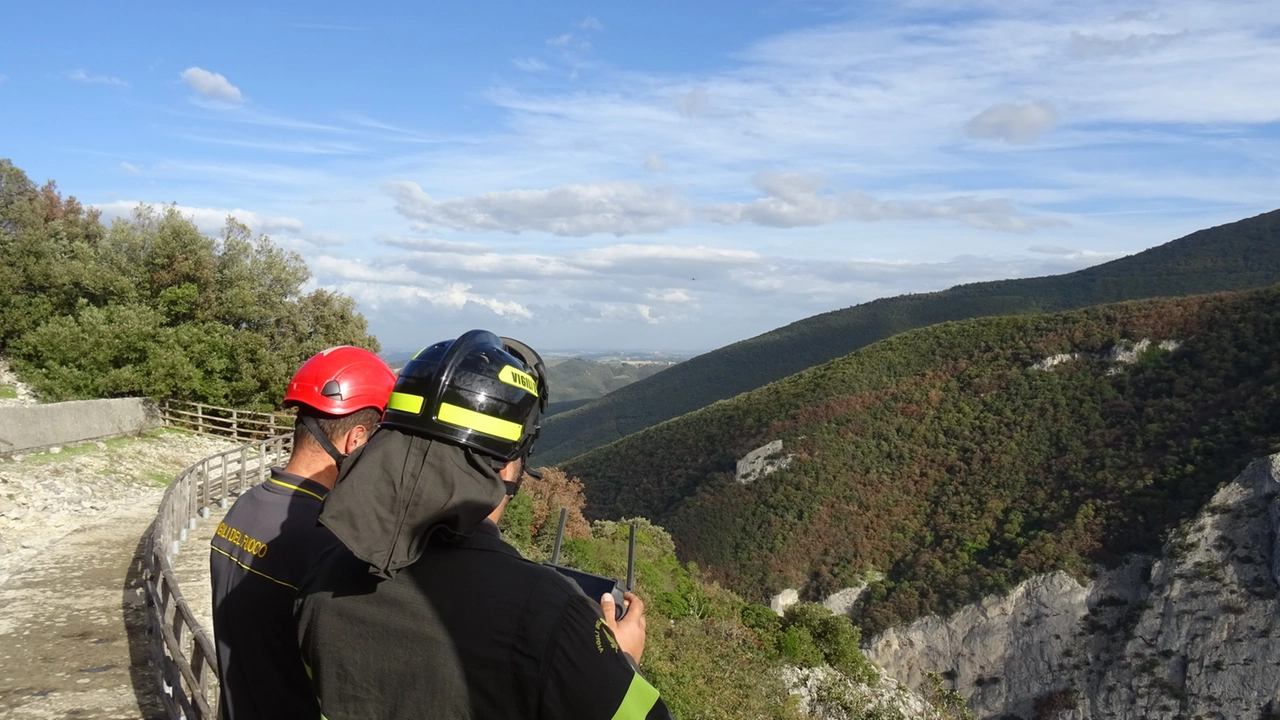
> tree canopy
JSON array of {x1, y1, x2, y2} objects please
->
[{"x1": 0, "y1": 159, "x2": 377, "y2": 409}]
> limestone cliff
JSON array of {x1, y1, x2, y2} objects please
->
[{"x1": 865, "y1": 453, "x2": 1280, "y2": 719}]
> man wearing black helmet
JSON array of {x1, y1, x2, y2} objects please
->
[{"x1": 296, "y1": 330, "x2": 672, "y2": 720}]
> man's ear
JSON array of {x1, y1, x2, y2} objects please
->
[{"x1": 342, "y1": 424, "x2": 370, "y2": 454}]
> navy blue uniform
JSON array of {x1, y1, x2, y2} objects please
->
[
  {"x1": 298, "y1": 519, "x2": 672, "y2": 720},
  {"x1": 209, "y1": 468, "x2": 336, "y2": 720}
]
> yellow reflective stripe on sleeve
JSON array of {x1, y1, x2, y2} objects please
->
[
  {"x1": 437, "y1": 402, "x2": 523, "y2": 441},
  {"x1": 387, "y1": 391, "x2": 425, "y2": 414},
  {"x1": 611, "y1": 673, "x2": 660, "y2": 720},
  {"x1": 268, "y1": 478, "x2": 324, "y2": 502},
  {"x1": 498, "y1": 365, "x2": 539, "y2": 396}
]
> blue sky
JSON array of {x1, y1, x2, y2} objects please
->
[{"x1": 3, "y1": 0, "x2": 1278, "y2": 352}]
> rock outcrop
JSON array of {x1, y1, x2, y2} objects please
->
[
  {"x1": 1031, "y1": 338, "x2": 1182, "y2": 373},
  {"x1": 771, "y1": 588, "x2": 801, "y2": 614},
  {"x1": 737, "y1": 440, "x2": 793, "y2": 484},
  {"x1": 866, "y1": 454, "x2": 1280, "y2": 719},
  {"x1": 784, "y1": 665, "x2": 938, "y2": 719}
]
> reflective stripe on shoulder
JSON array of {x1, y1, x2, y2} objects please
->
[
  {"x1": 611, "y1": 672, "x2": 660, "y2": 720},
  {"x1": 268, "y1": 478, "x2": 324, "y2": 502}
]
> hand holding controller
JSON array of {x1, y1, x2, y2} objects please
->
[{"x1": 601, "y1": 591, "x2": 647, "y2": 663}]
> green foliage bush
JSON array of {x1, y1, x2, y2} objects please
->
[{"x1": 0, "y1": 160, "x2": 377, "y2": 408}]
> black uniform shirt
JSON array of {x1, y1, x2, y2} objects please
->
[
  {"x1": 209, "y1": 468, "x2": 338, "y2": 720},
  {"x1": 297, "y1": 519, "x2": 672, "y2": 720}
]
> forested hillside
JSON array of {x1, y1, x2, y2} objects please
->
[
  {"x1": 0, "y1": 160, "x2": 376, "y2": 408},
  {"x1": 563, "y1": 287, "x2": 1280, "y2": 633},
  {"x1": 538, "y1": 209, "x2": 1280, "y2": 465}
]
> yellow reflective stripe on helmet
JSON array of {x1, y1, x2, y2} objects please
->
[
  {"x1": 498, "y1": 365, "x2": 539, "y2": 396},
  {"x1": 387, "y1": 391, "x2": 425, "y2": 414},
  {"x1": 438, "y1": 402, "x2": 522, "y2": 441},
  {"x1": 611, "y1": 672, "x2": 660, "y2": 720}
]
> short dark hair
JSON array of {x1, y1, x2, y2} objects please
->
[{"x1": 293, "y1": 407, "x2": 382, "y2": 455}]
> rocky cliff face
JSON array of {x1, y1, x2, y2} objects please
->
[{"x1": 865, "y1": 453, "x2": 1280, "y2": 719}]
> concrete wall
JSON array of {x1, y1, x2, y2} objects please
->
[{"x1": 0, "y1": 397, "x2": 164, "y2": 455}]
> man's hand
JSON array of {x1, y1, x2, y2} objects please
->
[{"x1": 601, "y1": 592, "x2": 646, "y2": 663}]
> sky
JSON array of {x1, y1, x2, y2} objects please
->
[{"x1": 2, "y1": 0, "x2": 1278, "y2": 353}]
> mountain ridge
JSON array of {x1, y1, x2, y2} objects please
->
[{"x1": 538, "y1": 209, "x2": 1280, "y2": 465}]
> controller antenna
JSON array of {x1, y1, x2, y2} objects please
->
[
  {"x1": 550, "y1": 507, "x2": 567, "y2": 565},
  {"x1": 626, "y1": 522, "x2": 636, "y2": 593}
]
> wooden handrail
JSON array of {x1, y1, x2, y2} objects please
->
[
  {"x1": 159, "y1": 400, "x2": 295, "y2": 442},
  {"x1": 142, "y1": 433, "x2": 293, "y2": 719}
]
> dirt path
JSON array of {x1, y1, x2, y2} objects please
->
[{"x1": 0, "y1": 432, "x2": 234, "y2": 720}]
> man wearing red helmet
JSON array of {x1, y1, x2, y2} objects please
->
[{"x1": 209, "y1": 346, "x2": 395, "y2": 720}]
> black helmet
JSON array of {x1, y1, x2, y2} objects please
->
[{"x1": 382, "y1": 330, "x2": 548, "y2": 462}]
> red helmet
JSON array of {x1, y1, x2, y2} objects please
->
[{"x1": 283, "y1": 346, "x2": 396, "y2": 416}]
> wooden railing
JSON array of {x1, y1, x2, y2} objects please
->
[
  {"x1": 143, "y1": 433, "x2": 293, "y2": 720},
  {"x1": 160, "y1": 400, "x2": 294, "y2": 441}
]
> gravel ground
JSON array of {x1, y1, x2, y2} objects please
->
[{"x1": 0, "y1": 430, "x2": 236, "y2": 720}]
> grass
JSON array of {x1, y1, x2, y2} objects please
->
[
  {"x1": 143, "y1": 470, "x2": 175, "y2": 487},
  {"x1": 0, "y1": 384, "x2": 17, "y2": 399},
  {"x1": 17, "y1": 427, "x2": 195, "y2": 466}
]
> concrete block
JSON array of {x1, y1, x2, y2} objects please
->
[{"x1": 0, "y1": 397, "x2": 165, "y2": 456}]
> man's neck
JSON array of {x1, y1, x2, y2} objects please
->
[{"x1": 282, "y1": 451, "x2": 339, "y2": 489}]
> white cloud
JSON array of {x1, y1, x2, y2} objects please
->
[
  {"x1": 181, "y1": 67, "x2": 243, "y2": 103},
  {"x1": 675, "y1": 87, "x2": 708, "y2": 118},
  {"x1": 69, "y1": 69, "x2": 128, "y2": 87},
  {"x1": 645, "y1": 288, "x2": 696, "y2": 304},
  {"x1": 1029, "y1": 244, "x2": 1075, "y2": 255},
  {"x1": 119, "y1": 162, "x2": 139, "y2": 173},
  {"x1": 312, "y1": 256, "x2": 534, "y2": 320},
  {"x1": 704, "y1": 173, "x2": 1059, "y2": 232},
  {"x1": 966, "y1": 101, "x2": 1058, "y2": 144},
  {"x1": 307, "y1": 233, "x2": 1125, "y2": 345},
  {"x1": 385, "y1": 180, "x2": 690, "y2": 236},
  {"x1": 1068, "y1": 31, "x2": 1185, "y2": 59},
  {"x1": 514, "y1": 57, "x2": 549, "y2": 72},
  {"x1": 93, "y1": 201, "x2": 302, "y2": 237},
  {"x1": 644, "y1": 152, "x2": 669, "y2": 172},
  {"x1": 547, "y1": 34, "x2": 573, "y2": 47},
  {"x1": 579, "y1": 16, "x2": 605, "y2": 31},
  {"x1": 382, "y1": 236, "x2": 491, "y2": 255}
]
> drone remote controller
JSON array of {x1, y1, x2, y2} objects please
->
[{"x1": 543, "y1": 508, "x2": 636, "y2": 621}]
